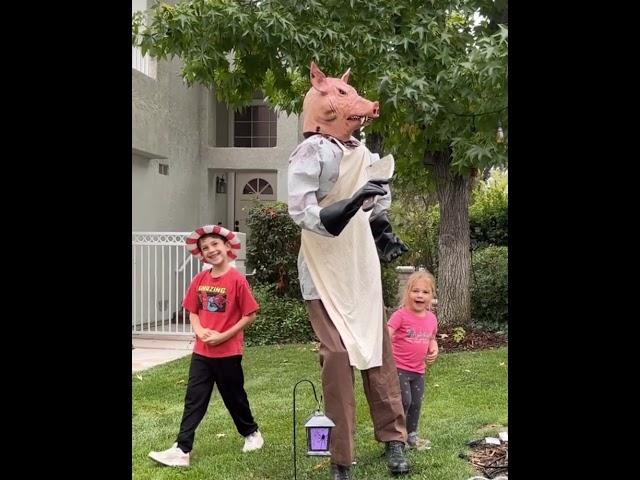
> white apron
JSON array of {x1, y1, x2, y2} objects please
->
[{"x1": 300, "y1": 141, "x2": 383, "y2": 369}]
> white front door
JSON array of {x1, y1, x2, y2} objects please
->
[{"x1": 234, "y1": 172, "x2": 278, "y2": 238}]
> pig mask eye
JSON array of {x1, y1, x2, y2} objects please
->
[{"x1": 337, "y1": 88, "x2": 347, "y2": 95}]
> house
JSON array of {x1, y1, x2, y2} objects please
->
[
  {"x1": 132, "y1": 0, "x2": 301, "y2": 335},
  {"x1": 132, "y1": 0, "x2": 301, "y2": 236}
]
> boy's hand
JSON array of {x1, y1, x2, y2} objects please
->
[
  {"x1": 196, "y1": 328, "x2": 214, "y2": 341},
  {"x1": 204, "y1": 330, "x2": 225, "y2": 346}
]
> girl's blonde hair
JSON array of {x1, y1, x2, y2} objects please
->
[{"x1": 402, "y1": 270, "x2": 437, "y2": 309}]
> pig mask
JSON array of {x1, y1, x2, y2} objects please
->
[{"x1": 302, "y1": 62, "x2": 379, "y2": 142}]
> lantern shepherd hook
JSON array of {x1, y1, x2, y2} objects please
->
[{"x1": 293, "y1": 379, "x2": 335, "y2": 480}]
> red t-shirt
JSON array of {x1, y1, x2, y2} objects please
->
[
  {"x1": 388, "y1": 307, "x2": 438, "y2": 374},
  {"x1": 182, "y1": 268, "x2": 259, "y2": 358}
]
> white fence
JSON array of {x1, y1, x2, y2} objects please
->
[
  {"x1": 132, "y1": 231, "x2": 246, "y2": 336},
  {"x1": 132, "y1": 46, "x2": 156, "y2": 78}
]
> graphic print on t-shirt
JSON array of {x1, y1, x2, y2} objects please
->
[
  {"x1": 197, "y1": 285, "x2": 227, "y2": 313},
  {"x1": 406, "y1": 327, "x2": 432, "y2": 344}
]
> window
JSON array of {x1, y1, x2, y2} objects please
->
[
  {"x1": 158, "y1": 163, "x2": 169, "y2": 175},
  {"x1": 234, "y1": 105, "x2": 277, "y2": 147},
  {"x1": 242, "y1": 178, "x2": 274, "y2": 195}
]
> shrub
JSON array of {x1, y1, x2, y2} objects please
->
[
  {"x1": 245, "y1": 283, "x2": 314, "y2": 346},
  {"x1": 246, "y1": 201, "x2": 301, "y2": 298},
  {"x1": 470, "y1": 169, "x2": 508, "y2": 249},
  {"x1": 381, "y1": 261, "x2": 399, "y2": 308},
  {"x1": 471, "y1": 246, "x2": 508, "y2": 324},
  {"x1": 391, "y1": 200, "x2": 440, "y2": 273}
]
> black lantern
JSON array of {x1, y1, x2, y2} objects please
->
[
  {"x1": 293, "y1": 379, "x2": 335, "y2": 479},
  {"x1": 216, "y1": 176, "x2": 227, "y2": 194}
]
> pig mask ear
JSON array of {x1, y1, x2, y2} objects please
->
[
  {"x1": 340, "y1": 68, "x2": 351, "y2": 84},
  {"x1": 310, "y1": 62, "x2": 329, "y2": 94}
]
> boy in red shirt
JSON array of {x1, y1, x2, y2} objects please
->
[{"x1": 149, "y1": 225, "x2": 263, "y2": 467}]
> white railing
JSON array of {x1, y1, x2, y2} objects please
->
[
  {"x1": 132, "y1": 232, "x2": 199, "y2": 336},
  {"x1": 132, "y1": 231, "x2": 247, "y2": 336},
  {"x1": 132, "y1": 46, "x2": 156, "y2": 78}
]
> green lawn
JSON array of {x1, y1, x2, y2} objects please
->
[{"x1": 133, "y1": 344, "x2": 507, "y2": 479}]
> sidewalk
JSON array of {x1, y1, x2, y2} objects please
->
[{"x1": 132, "y1": 336, "x2": 194, "y2": 373}]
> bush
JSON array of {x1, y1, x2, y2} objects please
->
[
  {"x1": 391, "y1": 200, "x2": 440, "y2": 273},
  {"x1": 245, "y1": 283, "x2": 315, "y2": 346},
  {"x1": 471, "y1": 246, "x2": 508, "y2": 324},
  {"x1": 246, "y1": 201, "x2": 301, "y2": 298},
  {"x1": 381, "y1": 261, "x2": 399, "y2": 308},
  {"x1": 470, "y1": 169, "x2": 508, "y2": 249}
]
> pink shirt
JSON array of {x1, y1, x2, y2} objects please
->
[{"x1": 388, "y1": 307, "x2": 438, "y2": 374}]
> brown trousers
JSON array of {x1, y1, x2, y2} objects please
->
[{"x1": 306, "y1": 300, "x2": 407, "y2": 467}]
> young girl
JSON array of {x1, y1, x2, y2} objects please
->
[{"x1": 388, "y1": 271, "x2": 439, "y2": 449}]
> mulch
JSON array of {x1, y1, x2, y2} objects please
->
[
  {"x1": 462, "y1": 440, "x2": 508, "y2": 479},
  {"x1": 437, "y1": 327, "x2": 507, "y2": 353}
]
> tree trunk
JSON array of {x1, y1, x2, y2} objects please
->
[{"x1": 431, "y1": 151, "x2": 473, "y2": 326}]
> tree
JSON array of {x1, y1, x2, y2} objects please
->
[{"x1": 133, "y1": 0, "x2": 508, "y2": 325}]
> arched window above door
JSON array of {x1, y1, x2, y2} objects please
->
[{"x1": 242, "y1": 178, "x2": 274, "y2": 195}]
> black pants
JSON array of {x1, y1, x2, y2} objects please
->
[
  {"x1": 397, "y1": 368, "x2": 425, "y2": 434},
  {"x1": 176, "y1": 353, "x2": 258, "y2": 453}
]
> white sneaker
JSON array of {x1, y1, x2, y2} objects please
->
[
  {"x1": 148, "y1": 442, "x2": 190, "y2": 467},
  {"x1": 242, "y1": 430, "x2": 264, "y2": 452}
]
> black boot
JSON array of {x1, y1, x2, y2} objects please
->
[
  {"x1": 330, "y1": 463, "x2": 351, "y2": 480},
  {"x1": 384, "y1": 441, "x2": 410, "y2": 475}
]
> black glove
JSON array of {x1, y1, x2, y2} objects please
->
[
  {"x1": 319, "y1": 179, "x2": 388, "y2": 236},
  {"x1": 370, "y1": 211, "x2": 409, "y2": 263}
]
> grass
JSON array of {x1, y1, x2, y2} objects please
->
[{"x1": 133, "y1": 344, "x2": 507, "y2": 479}]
